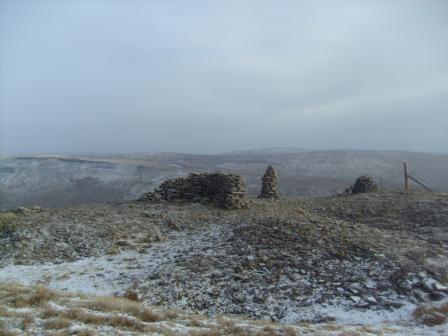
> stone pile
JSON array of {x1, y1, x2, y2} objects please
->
[
  {"x1": 258, "y1": 165, "x2": 279, "y2": 199},
  {"x1": 351, "y1": 176, "x2": 379, "y2": 194},
  {"x1": 139, "y1": 172, "x2": 248, "y2": 209}
]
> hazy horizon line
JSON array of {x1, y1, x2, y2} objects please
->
[{"x1": 2, "y1": 146, "x2": 448, "y2": 158}]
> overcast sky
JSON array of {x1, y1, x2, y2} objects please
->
[{"x1": 1, "y1": 0, "x2": 447, "y2": 154}]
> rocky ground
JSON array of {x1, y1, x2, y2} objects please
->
[{"x1": 1, "y1": 191, "x2": 448, "y2": 334}]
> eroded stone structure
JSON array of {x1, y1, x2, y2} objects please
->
[
  {"x1": 139, "y1": 172, "x2": 248, "y2": 209},
  {"x1": 352, "y1": 175, "x2": 379, "y2": 194},
  {"x1": 258, "y1": 165, "x2": 279, "y2": 199}
]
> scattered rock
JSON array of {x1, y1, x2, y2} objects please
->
[
  {"x1": 13, "y1": 206, "x2": 44, "y2": 214},
  {"x1": 3, "y1": 191, "x2": 448, "y2": 323}
]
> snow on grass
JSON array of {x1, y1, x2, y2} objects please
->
[
  {"x1": 282, "y1": 298, "x2": 416, "y2": 325},
  {"x1": 0, "y1": 224, "x2": 215, "y2": 294},
  {"x1": 0, "y1": 282, "x2": 446, "y2": 335},
  {"x1": 1, "y1": 223, "x2": 447, "y2": 335}
]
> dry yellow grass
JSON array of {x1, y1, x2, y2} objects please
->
[
  {"x1": 258, "y1": 326, "x2": 277, "y2": 336},
  {"x1": 187, "y1": 329, "x2": 221, "y2": 336},
  {"x1": 0, "y1": 212, "x2": 18, "y2": 229},
  {"x1": 44, "y1": 317, "x2": 72, "y2": 330},
  {"x1": 0, "y1": 282, "x2": 77, "y2": 309},
  {"x1": 109, "y1": 315, "x2": 145, "y2": 331},
  {"x1": 283, "y1": 326, "x2": 298, "y2": 336},
  {"x1": 413, "y1": 302, "x2": 448, "y2": 326},
  {"x1": 0, "y1": 282, "x2": 163, "y2": 333},
  {"x1": 0, "y1": 328, "x2": 18, "y2": 336},
  {"x1": 0, "y1": 281, "x2": 441, "y2": 336},
  {"x1": 82, "y1": 296, "x2": 161, "y2": 322},
  {"x1": 65, "y1": 307, "x2": 108, "y2": 325},
  {"x1": 163, "y1": 308, "x2": 180, "y2": 319}
]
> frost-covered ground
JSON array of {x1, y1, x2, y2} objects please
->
[
  {"x1": 1, "y1": 224, "x2": 447, "y2": 335},
  {"x1": 1, "y1": 282, "x2": 445, "y2": 335},
  {"x1": 1, "y1": 191, "x2": 448, "y2": 334},
  {"x1": 0, "y1": 225, "x2": 216, "y2": 296}
]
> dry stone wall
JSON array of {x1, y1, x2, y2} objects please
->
[
  {"x1": 139, "y1": 172, "x2": 248, "y2": 209},
  {"x1": 352, "y1": 175, "x2": 379, "y2": 194},
  {"x1": 258, "y1": 165, "x2": 279, "y2": 199}
]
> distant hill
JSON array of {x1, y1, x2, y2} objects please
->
[{"x1": 1, "y1": 149, "x2": 447, "y2": 209}]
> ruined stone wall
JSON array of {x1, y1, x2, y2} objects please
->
[{"x1": 139, "y1": 172, "x2": 248, "y2": 209}]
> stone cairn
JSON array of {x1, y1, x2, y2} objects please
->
[
  {"x1": 139, "y1": 172, "x2": 248, "y2": 209},
  {"x1": 258, "y1": 165, "x2": 279, "y2": 199},
  {"x1": 351, "y1": 175, "x2": 379, "y2": 194}
]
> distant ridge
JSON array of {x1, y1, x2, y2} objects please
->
[
  {"x1": 1, "y1": 148, "x2": 447, "y2": 209},
  {"x1": 219, "y1": 147, "x2": 311, "y2": 155}
]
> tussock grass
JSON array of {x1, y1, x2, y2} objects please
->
[
  {"x1": 0, "y1": 327, "x2": 18, "y2": 336},
  {"x1": 21, "y1": 314, "x2": 34, "y2": 331},
  {"x1": 109, "y1": 315, "x2": 145, "y2": 331},
  {"x1": 2, "y1": 282, "x2": 300, "y2": 335},
  {"x1": 82, "y1": 296, "x2": 161, "y2": 322},
  {"x1": 0, "y1": 212, "x2": 18, "y2": 229},
  {"x1": 64, "y1": 307, "x2": 108, "y2": 324},
  {"x1": 52, "y1": 330, "x2": 95, "y2": 336},
  {"x1": 163, "y1": 308, "x2": 180, "y2": 319},
  {"x1": 44, "y1": 317, "x2": 71, "y2": 330},
  {"x1": 21, "y1": 287, "x2": 56, "y2": 307},
  {"x1": 1, "y1": 281, "x2": 441, "y2": 335},
  {"x1": 258, "y1": 326, "x2": 277, "y2": 336},
  {"x1": 46, "y1": 306, "x2": 147, "y2": 332},
  {"x1": 0, "y1": 212, "x2": 19, "y2": 255},
  {"x1": 118, "y1": 289, "x2": 140, "y2": 302},
  {"x1": 187, "y1": 329, "x2": 221, "y2": 336},
  {"x1": 42, "y1": 304, "x2": 60, "y2": 318},
  {"x1": 413, "y1": 302, "x2": 448, "y2": 326},
  {"x1": 189, "y1": 317, "x2": 203, "y2": 327},
  {"x1": 0, "y1": 282, "x2": 59, "y2": 308},
  {"x1": 283, "y1": 326, "x2": 298, "y2": 336}
]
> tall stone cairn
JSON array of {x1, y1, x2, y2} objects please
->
[
  {"x1": 352, "y1": 175, "x2": 379, "y2": 194},
  {"x1": 258, "y1": 165, "x2": 279, "y2": 199},
  {"x1": 138, "y1": 172, "x2": 248, "y2": 209}
]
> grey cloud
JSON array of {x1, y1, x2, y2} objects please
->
[{"x1": 1, "y1": 0, "x2": 447, "y2": 154}]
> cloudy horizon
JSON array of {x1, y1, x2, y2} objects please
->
[{"x1": 1, "y1": 0, "x2": 448, "y2": 155}]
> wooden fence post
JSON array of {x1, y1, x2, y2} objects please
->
[{"x1": 404, "y1": 161, "x2": 409, "y2": 190}]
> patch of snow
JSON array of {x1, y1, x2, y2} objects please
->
[
  {"x1": 0, "y1": 224, "x2": 223, "y2": 295},
  {"x1": 68, "y1": 323, "x2": 88, "y2": 334},
  {"x1": 282, "y1": 297, "x2": 416, "y2": 325},
  {"x1": 1, "y1": 223, "x2": 447, "y2": 335}
]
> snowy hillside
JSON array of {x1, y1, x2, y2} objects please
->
[{"x1": 1, "y1": 149, "x2": 448, "y2": 210}]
